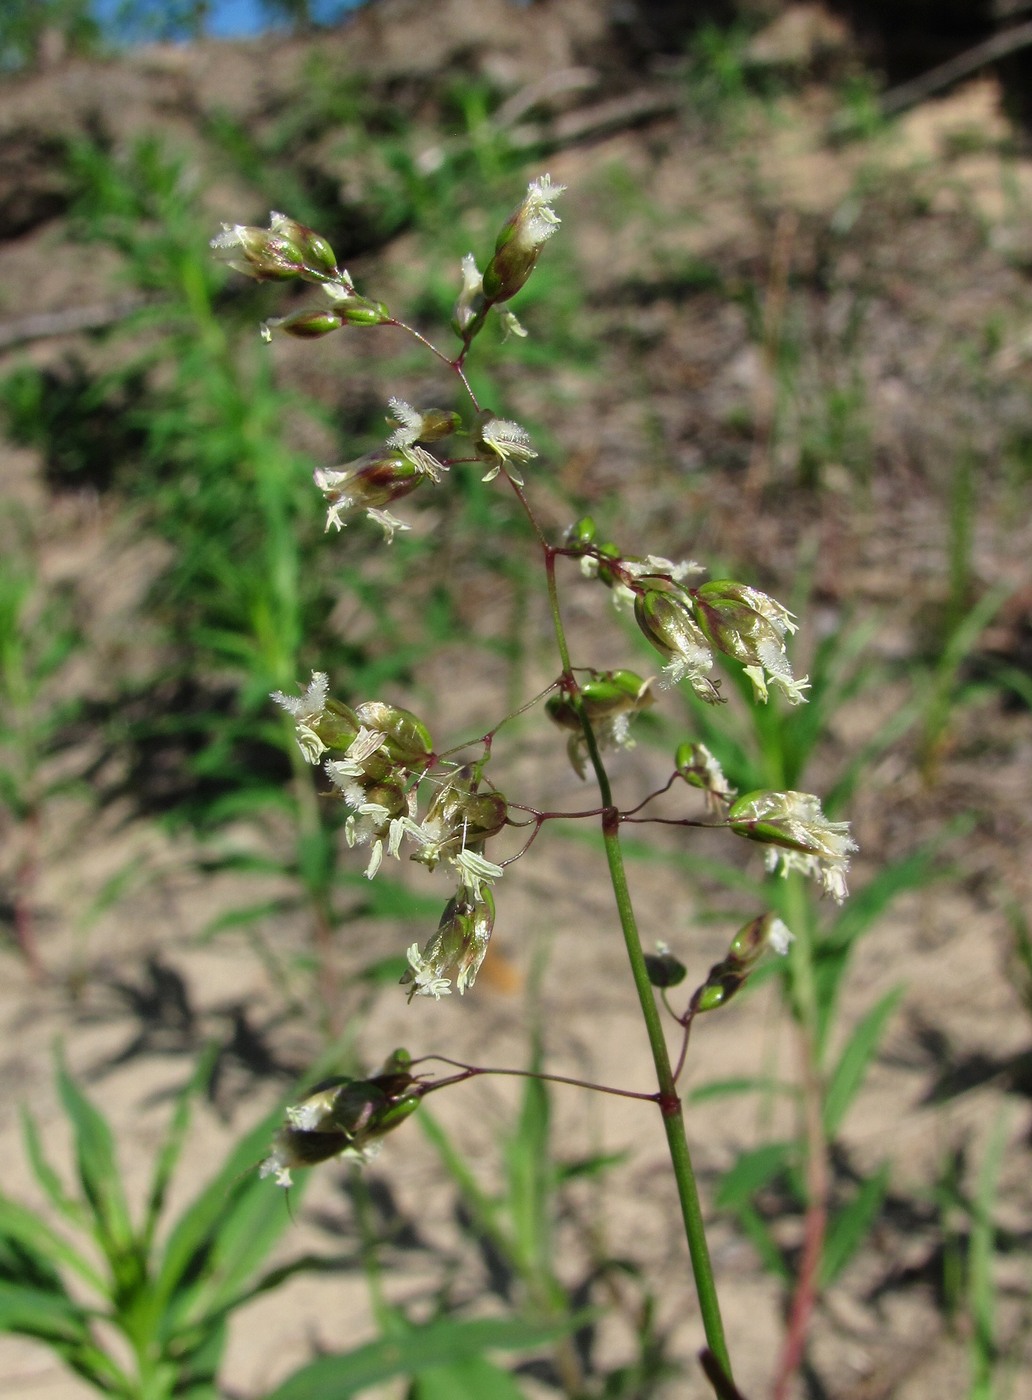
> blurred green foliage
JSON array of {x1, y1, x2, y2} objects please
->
[
  {"x1": 0, "y1": 0, "x2": 100, "y2": 70},
  {"x1": 0, "y1": 1050, "x2": 309, "y2": 1398}
]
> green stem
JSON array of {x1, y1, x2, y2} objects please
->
[
  {"x1": 538, "y1": 526, "x2": 734, "y2": 1383},
  {"x1": 597, "y1": 807, "x2": 733, "y2": 1382}
]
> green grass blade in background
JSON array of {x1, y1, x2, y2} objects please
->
[
  {"x1": 0, "y1": 1196, "x2": 105, "y2": 1293},
  {"x1": 685, "y1": 1077, "x2": 797, "y2": 1105},
  {"x1": 715, "y1": 1141, "x2": 794, "y2": 1210},
  {"x1": 418, "y1": 1107, "x2": 511, "y2": 1262},
  {"x1": 813, "y1": 843, "x2": 949, "y2": 1048},
  {"x1": 55, "y1": 1055, "x2": 137, "y2": 1277},
  {"x1": 714, "y1": 1142, "x2": 795, "y2": 1284},
  {"x1": 172, "y1": 1171, "x2": 300, "y2": 1326},
  {"x1": 822, "y1": 985, "x2": 903, "y2": 1139},
  {"x1": 826, "y1": 844, "x2": 950, "y2": 954},
  {"x1": 266, "y1": 1316, "x2": 577, "y2": 1400},
  {"x1": 505, "y1": 1071, "x2": 552, "y2": 1280},
  {"x1": 148, "y1": 1101, "x2": 298, "y2": 1333},
  {"x1": 141, "y1": 1044, "x2": 220, "y2": 1254},
  {"x1": 410, "y1": 1354, "x2": 532, "y2": 1399},
  {"x1": 732, "y1": 1205, "x2": 791, "y2": 1285},
  {"x1": 969, "y1": 1110, "x2": 1009, "y2": 1400},
  {"x1": 0, "y1": 1280, "x2": 134, "y2": 1394},
  {"x1": 819, "y1": 1165, "x2": 889, "y2": 1288},
  {"x1": 19, "y1": 1101, "x2": 94, "y2": 1227}
]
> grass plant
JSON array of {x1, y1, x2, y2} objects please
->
[
  {"x1": 2, "y1": 32, "x2": 1026, "y2": 1391},
  {"x1": 0, "y1": 1049, "x2": 310, "y2": 1398},
  {"x1": 0, "y1": 518, "x2": 83, "y2": 974},
  {"x1": 0, "y1": 1049, "x2": 575, "y2": 1399}
]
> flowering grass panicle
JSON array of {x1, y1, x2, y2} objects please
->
[{"x1": 214, "y1": 174, "x2": 857, "y2": 1394}]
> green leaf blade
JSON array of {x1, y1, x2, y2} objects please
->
[
  {"x1": 55, "y1": 1057, "x2": 136, "y2": 1271},
  {"x1": 411, "y1": 1355, "x2": 531, "y2": 1399},
  {"x1": 819, "y1": 1165, "x2": 889, "y2": 1287},
  {"x1": 266, "y1": 1316, "x2": 578, "y2": 1400},
  {"x1": 823, "y1": 986, "x2": 903, "y2": 1140},
  {"x1": 0, "y1": 1197, "x2": 105, "y2": 1294}
]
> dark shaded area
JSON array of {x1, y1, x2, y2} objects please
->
[
  {"x1": 0, "y1": 129, "x2": 73, "y2": 235},
  {"x1": 968, "y1": 585, "x2": 1032, "y2": 709},
  {"x1": 905, "y1": 1012, "x2": 1032, "y2": 1107},
  {"x1": 865, "y1": 1142, "x2": 1032, "y2": 1312},
  {"x1": 82, "y1": 954, "x2": 301, "y2": 1110},
  {"x1": 614, "y1": 0, "x2": 1032, "y2": 133},
  {"x1": 0, "y1": 358, "x2": 151, "y2": 494},
  {"x1": 76, "y1": 677, "x2": 293, "y2": 828},
  {"x1": 580, "y1": 0, "x2": 1032, "y2": 135},
  {"x1": 827, "y1": 0, "x2": 1032, "y2": 127},
  {"x1": 610, "y1": 0, "x2": 740, "y2": 61},
  {"x1": 831, "y1": 0, "x2": 998, "y2": 77},
  {"x1": 202, "y1": 107, "x2": 412, "y2": 260},
  {"x1": 336, "y1": 1174, "x2": 431, "y2": 1252}
]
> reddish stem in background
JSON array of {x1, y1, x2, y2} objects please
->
[
  {"x1": 772, "y1": 1019, "x2": 829, "y2": 1400},
  {"x1": 671, "y1": 1009, "x2": 694, "y2": 1083}
]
